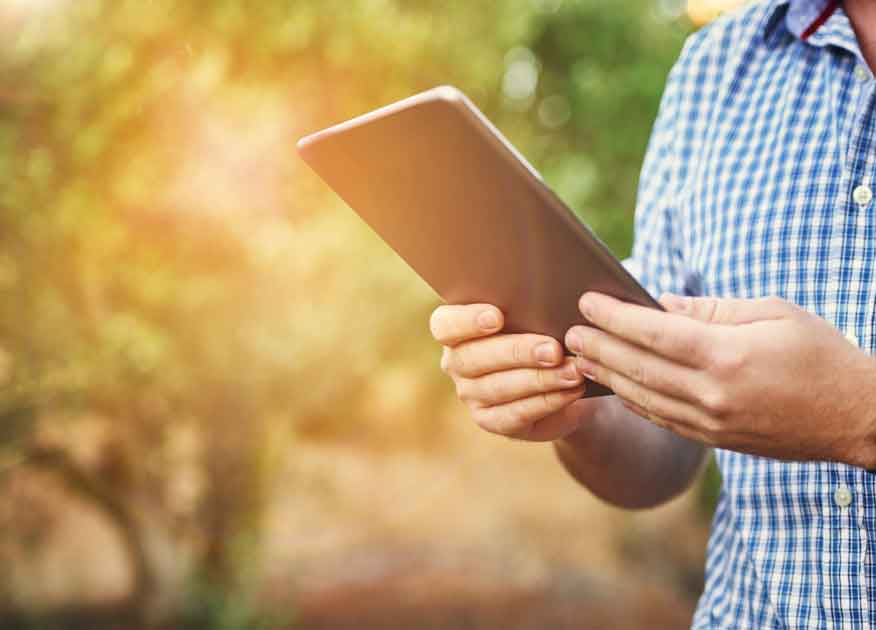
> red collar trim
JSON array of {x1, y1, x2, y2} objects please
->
[{"x1": 800, "y1": 0, "x2": 839, "y2": 40}]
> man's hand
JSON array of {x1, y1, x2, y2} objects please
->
[
  {"x1": 566, "y1": 292, "x2": 876, "y2": 468},
  {"x1": 430, "y1": 304, "x2": 588, "y2": 441}
]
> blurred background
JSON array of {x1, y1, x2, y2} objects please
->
[{"x1": 0, "y1": 1, "x2": 743, "y2": 628}]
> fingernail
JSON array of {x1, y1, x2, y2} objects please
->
[
  {"x1": 535, "y1": 342, "x2": 559, "y2": 365},
  {"x1": 580, "y1": 295, "x2": 593, "y2": 320},
  {"x1": 478, "y1": 310, "x2": 499, "y2": 330},
  {"x1": 566, "y1": 333, "x2": 582, "y2": 355},
  {"x1": 563, "y1": 363, "x2": 582, "y2": 383},
  {"x1": 575, "y1": 356, "x2": 595, "y2": 377}
]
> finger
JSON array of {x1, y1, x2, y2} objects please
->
[
  {"x1": 576, "y1": 355, "x2": 713, "y2": 440},
  {"x1": 473, "y1": 387, "x2": 585, "y2": 436},
  {"x1": 447, "y1": 334, "x2": 564, "y2": 378},
  {"x1": 578, "y1": 292, "x2": 713, "y2": 368},
  {"x1": 514, "y1": 399, "x2": 594, "y2": 442},
  {"x1": 459, "y1": 358, "x2": 583, "y2": 407},
  {"x1": 659, "y1": 294, "x2": 791, "y2": 325},
  {"x1": 566, "y1": 325, "x2": 708, "y2": 405},
  {"x1": 620, "y1": 398, "x2": 714, "y2": 445},
  {"x1": 620, "y1": 398, "x2": 651, "y2": 419},
  {"x1": 430, "y1": 304, "x2": 503, "y2": 347}
]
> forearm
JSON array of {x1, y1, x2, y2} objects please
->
[{"x1": 554, "y1": 396, "x2": 708, "y2": 509}]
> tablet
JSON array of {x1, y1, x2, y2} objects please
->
[{"x1": 297, "y1": 86, "x2": 660, "y2": 397}]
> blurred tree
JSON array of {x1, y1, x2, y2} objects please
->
[
  {"x1": 530, "y1": 0, "x2": 691, "y2": 253},
  {"x1": 0, "y1": 0, "x2": 691, "y2": 625}
]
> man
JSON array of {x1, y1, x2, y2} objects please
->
[{"x1": 429, "y1": 0, "x2": 876, "y2": 626}]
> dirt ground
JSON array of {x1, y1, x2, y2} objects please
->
[
  {"x1": 1, "y1": 402, "x2": 712, "y2": 629},
  {"x1": 262, "y1": 413, "x2": 711, "y2": 630}
]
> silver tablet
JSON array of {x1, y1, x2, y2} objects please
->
[{"x1": 297, "y1": 86, "x2": 659, "y2": 397}]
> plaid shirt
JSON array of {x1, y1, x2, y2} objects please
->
[{"x1": 625, "y1": 0, "x2": 876, "y2": 626}]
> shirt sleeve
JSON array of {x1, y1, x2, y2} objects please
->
[{"x1": 623, "y1": 40, "x2": 700, "y2": 299}]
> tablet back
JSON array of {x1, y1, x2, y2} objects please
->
[{"x1": 297, "y1": 86, "x2": 659, "y2": 397}]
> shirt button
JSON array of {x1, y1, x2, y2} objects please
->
[
  {"x1": 853, "y1": 184, "x2": 873, "y2": 206},
  {"x1": 854, "y1": 65, "x2": 871, "y2": 82},
  {"x1": 834, "y1": 485, "x2": 853, "y2": 508},
  {"x1": 846, "y1": 332, "x2": 860, "y2": 348}
]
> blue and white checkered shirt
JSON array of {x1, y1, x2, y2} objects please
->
[{"x1": 625, "y1": 0, "x2": 876, "y2": 626}]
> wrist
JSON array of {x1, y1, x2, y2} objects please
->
[{"x1": 839, "y1": 356, "x2": 876, "y2": 470}]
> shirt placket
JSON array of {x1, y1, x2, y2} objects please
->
[
  {"x1": 855, "y1": 78, "x2": 876, "y2": 630},
  {"x1": 839, "y1": 61, "x2": 876, "y2": 629},
  {"x1": 817, "y1": 39, "x2": 876, "y2": 624},
  {"x1": 815, "y1": 14, "x2": 864, "y2": 329},
  {"x1": 845, "y1": 71, "x2": 876, "y2": 351}
]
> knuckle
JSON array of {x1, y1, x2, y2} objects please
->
[
  {"x1": 641, "y1": 324, "x2": 664, "y2": 350},
  {"x1": 697, "y1": 298, "x2": 721, "y2": 323},
  {"x1": 678, "y1": 333, "x2": 707, "y2": 366},
  {"x1": 471, "y1": 408, "x2": 494, "y2": 433},
  {"x1": 483, "y1": 375, "x2": 507, "y2": 405},
  {"x1": 502, "y1": 409, "x2": 528, "y2": 435},
  {"x1": 700, "y1": 415, "x2": 724, "y2": 437},
  {"x1": 448, "y1": 347, "x2": 467, "y2": 375},
  {"x1": 703, "y1": 351, "x2": 724, "y2": 375},
  {"x1": 477, "y1": 407, "x2": 510, "y2": 435},
  {"x1": 540, "y1": 391, "x2": 552, "y2": 413},
  {"x1": 512, "y1": 338, "x2": 525, "y2": 365},
  {"x1": 628, "y1": 360, "x2": 647, "y2": 387},
  {"x1": 693, "y1": 412, "x2": 723, "y2": 441},
  {"x1": 699, "y1": 386, "x2": 731, "y2": 417},
  {"x1": 455, "y1": 380, "x2": 474, "y2": 404},
  {"x1": 709, "y1": 347, "x2": 747, "y2": 376},
  {"x1": 535, "y1": 367, "x2": 549, "y2": 392}
]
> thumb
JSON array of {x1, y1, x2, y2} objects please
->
[{"x1": 659, "y1": 294, "x2": 791, "y2": 326}]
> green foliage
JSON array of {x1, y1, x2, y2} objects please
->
[
  {"x1": 698, "y1": 454, "x2": 723, "y2": 518},
  {"x1": 0, "y1": 0, "x2": 693, "y2": 622},
  {"x1": 527, "y1": 1, "x2": 691, "y2": 254}
]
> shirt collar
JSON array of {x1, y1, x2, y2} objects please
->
[{"x1": 760, "y1": 0, "x2": 839, "y2": 42}]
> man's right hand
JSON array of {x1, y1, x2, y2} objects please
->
[{"x1": 430, "y1": 304, "x2": 587, "y2": 442}]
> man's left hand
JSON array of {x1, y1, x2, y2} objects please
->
[{"x1": 565, "y1": 292, "x2": 876, "y2": 468}]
